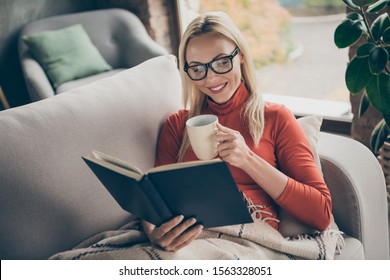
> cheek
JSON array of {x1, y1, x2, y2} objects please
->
[
  {"x1": 192, "y1": 80, "x2": 207, "y2": 91},
  {"x1": 227, "y1": 69, "x2": 242, "y2": 87}
]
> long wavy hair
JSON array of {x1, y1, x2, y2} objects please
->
[{"x1": 178, "y1": 11, "x2": 265, "y2": 161}]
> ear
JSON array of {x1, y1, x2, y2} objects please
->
[{"x1": 239, "y1": 52, "x2": 244, "y2": 64}]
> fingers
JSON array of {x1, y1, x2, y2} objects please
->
[
  {"x1": 163, "y1": 224, "x2": 203, "y2": 252},
  {"x1": 148, "y1": 215, "x2": 203, "y2": 252},
  {"x1": 170, "y1": 225, "x2": 203, "y2": 251},
  {"x1": 152, "y1": 215, "x2": 185, "y2": 240},
  {"x1": 216, "y1": 123, "x2": 235, "y2": 133},
  {"x1": 157, "y1": 217, "x2": 196, "y2": 246},
  {"x1": 215, "y1": 126, "x2": 240, "y2": 143},
  {"x1": 214, "y1": 124, "x2": 250, "y2": 168}
]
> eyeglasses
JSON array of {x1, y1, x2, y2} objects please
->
[{"x1": 184, "y1": 48, "x2": 240, "y2": 81}]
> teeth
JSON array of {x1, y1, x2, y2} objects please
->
[{"x1": 210, "y1": 84, "x2": 225, "y2": 91}]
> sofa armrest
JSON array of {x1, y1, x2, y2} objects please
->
[
  {"x1": 18, "y1": 54, "x2": 55, "y2": 101},
  {"x1": 318, "y1": 132, "x2": 389, "y2": 259}
]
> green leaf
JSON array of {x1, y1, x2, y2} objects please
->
[
  {"x1": 371, "y1": 13, "x2": 390, "y2": 42},
  {"x1": 355, "y1": 20, "x2": 368, "y2": 33},
  {"x1": 383, "y1": 113, "x2": 390, "y2": 127},
  {"x1": 346, "y1": 56, "x2": 373, "y2": 93},
  {"x1": 367, "y1": 0, "x2": 389, "y2": 13},
  {"x1": 352, "y1": 0, "x2": 381, "y2": 6},
  {"x1": 356, "y1": 42, "x2": 376, "y2": 57},
  {"x1": 366, "y1": 73, "x2": 390, "y2": 113},
  {"x1": 370, "y1": 118, "x2": 389, "y2": 154},
  {"x1": 343, "y1": 0, "x2": 360, "y2": 9},
  {"x1": 369, "y1": 47, "x2": 389, "y2": 74},
  {"x1": 383, "y1": 27, "x2": 390, "y2": 44},
  {"x1": 334, "y1": 19, "x2": 364, "y2": 48},
  {"x1": 358, "y1": 91, "x2": 370, "y2": 117},
  {"x1": 346, "y1": 12, "x2": 363, "y2": 21}
]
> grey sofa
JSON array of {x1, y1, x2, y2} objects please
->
[
  {"x1": 0, "y1": 55, "x2": 388, "y2": 260},
  {"x1": 18, "y1": 8, "x2": 167, "y2": 102}
]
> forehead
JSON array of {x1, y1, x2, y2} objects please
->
[{"x1": 186, "y1": 33, "x2": 236, "y2": 63}]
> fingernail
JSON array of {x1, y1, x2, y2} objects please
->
[{"x1": 177, "y1": 215, "x2": 184, "y2": 221}]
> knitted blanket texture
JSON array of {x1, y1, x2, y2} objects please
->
[{"x1": 50, "y1": 215, "x2": 344, "y2": 260}]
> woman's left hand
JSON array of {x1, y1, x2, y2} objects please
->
[{"x1": 215, "y1": 123, "x2": 252, "y2": 169}]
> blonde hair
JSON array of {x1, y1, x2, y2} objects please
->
[{"x1": 178, "y1": 11, "x2": 265, "y2": 161}]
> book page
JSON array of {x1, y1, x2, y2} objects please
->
[
  {"x1": 148, "y1": 158, "x2": 222, "y2": 174},
  {"x1": 86, "y1": 150, "x2": 144, "y2": 180}
]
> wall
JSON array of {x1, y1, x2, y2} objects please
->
[{"x1": 0, "y1": 0, "x2": 178, "y2": 108}]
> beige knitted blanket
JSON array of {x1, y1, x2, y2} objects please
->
[{"x1": 49, "y1": 214, "x2": 344, "y2": 260}]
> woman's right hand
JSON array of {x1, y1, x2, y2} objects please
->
[{"x1": 142, "y1": 215, "x2": 203, "y2": 252}]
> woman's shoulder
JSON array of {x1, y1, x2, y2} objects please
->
[
  {"x1": 264, "y1": 101, "x2": 294, "y2": 120},
  {"x1": 165, "y1": 109, "x2": 189, "y2": 127}
]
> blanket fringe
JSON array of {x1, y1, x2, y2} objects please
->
[
  {"x1": 243, "y1": 193, "x2": 280, "y2": 224},
  {"x1": 243, "y1": 191, "x2": 345, "y2": 256},
  {"x1": 323, "y1": 229, "x2": 346, "y2": 255}
]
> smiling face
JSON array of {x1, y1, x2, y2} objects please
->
[{"x1": 185, "y1": 32, "x2": 243, "y2": 104}]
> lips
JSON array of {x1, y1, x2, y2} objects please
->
[{"x1": 208, "y1": 82, "x2": 227, "y2": 94}]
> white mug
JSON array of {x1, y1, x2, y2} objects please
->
[{"x1": 186, "y1": 114, "x2": 219, "y2": 160}]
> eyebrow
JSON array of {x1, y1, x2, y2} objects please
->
[{"x1": 187, "y1": 52, "x2": 230, "y2": 66}]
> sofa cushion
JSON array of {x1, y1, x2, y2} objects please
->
[
  {"x1": 334, "y1": 236, "x2": 364, "y2": 260},
  {"x1": 23, "y1": 24, "x2": 112, "y2": 89},
  {"x1": 56, "y1": 69, "x2": 125, "y2": 94},
  {"x1": 297, "y1": 115, "x2": 323, "y2": 174}
]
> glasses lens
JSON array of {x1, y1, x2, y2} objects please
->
[
  {"x1": 187, "y1": 65, "x2": 207, "y2": 80},
  {"x1": 210, "y1": 57, "x2": 232, "y2": 74}
]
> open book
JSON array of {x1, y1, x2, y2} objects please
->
[{"x1": 83, "y1": 150, "x2": 253, "y2": 228}]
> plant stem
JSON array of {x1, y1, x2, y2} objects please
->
[{"x1": 360, "y1": 7, "x2": 376, "y2": 43}]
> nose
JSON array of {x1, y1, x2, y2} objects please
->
[{"x1": 205, "y1": 67, "x2": 218, "y2": 80}]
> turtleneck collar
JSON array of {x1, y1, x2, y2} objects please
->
[{"x1": 205, "y1": 82, "x2": 249, "y2": 116}]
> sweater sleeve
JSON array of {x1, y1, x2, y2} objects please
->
[
  {"x1": 273, "y1": 107, "x2": 332, "y2": 231},
  {"x1": 155, "y1": 110, "x2": 187, "y2": 167}
]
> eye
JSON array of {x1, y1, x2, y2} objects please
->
[
  {"x1": 213, "y1": 57, "x2": 230, "y2": 68},
  {"x1": 189, "y1": 65, "x2": 205, "y2": 74}
]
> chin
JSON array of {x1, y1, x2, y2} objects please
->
[
  {"x1": 211, "y1": 91, "x2": 234, "y2": 104},
  {"x1": 212, "y1": 96, "x2": 229, "y2": 104}
]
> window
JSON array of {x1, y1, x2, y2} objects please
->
[{"x1": 177, "y1": 0, "x2": 352, "y2": 134}]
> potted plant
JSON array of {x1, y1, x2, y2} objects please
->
[{"x1": 334, "y1": 0, "x2": 390, "y2": 154}]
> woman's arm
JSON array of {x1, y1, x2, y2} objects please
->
[
  {"x1": 215, "y1": 109, "x2": 332, "y2": 231},
  {"x1": 215, "y1": 123, "x2": 288, "y2": 199}
]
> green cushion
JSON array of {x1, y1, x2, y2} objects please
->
[{"x1": 23, "y1": 24, "x2": 112, "y2": 89}]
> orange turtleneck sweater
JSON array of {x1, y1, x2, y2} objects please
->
[{"x1": 155, "y1": 83, "x2": 332, "y2": 231}]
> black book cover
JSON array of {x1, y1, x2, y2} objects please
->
[{"x1": 83, "y1": 153, "x2": 253, "y2": 228}]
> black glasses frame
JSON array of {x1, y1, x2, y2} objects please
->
[{"x1": 184, "y1": 47, "x2": 240, "y2": 81}]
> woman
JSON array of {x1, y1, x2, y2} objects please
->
[{"x1": 142, "y1": 11, "x2": 332, "y2": 252}]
